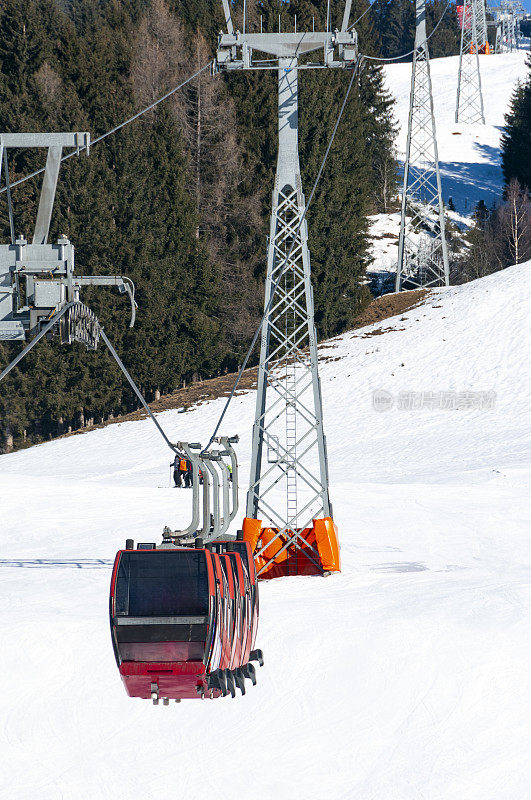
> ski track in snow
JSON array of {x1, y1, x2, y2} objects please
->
[{"x1": 1, "y1": 54, "x2": 531, "y2": 799}]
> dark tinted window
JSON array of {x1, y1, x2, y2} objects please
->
[{"x1": 114, "y1": 551, "x2": 209, "y2": 617}]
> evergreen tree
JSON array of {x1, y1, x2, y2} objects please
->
[
  {"x1": 373, "y1": 0, "x2": 414, "y2": 60},
  {"x1": 501, "y1": 54, "x2": 531, "y2": 194},
  {"x1": 0, "y1": 0, "x2": 225, "y2": 450},
  {"x1": 372, "y1": 0, "x2": 460, "y2": 60},
  {"x1": 426, "y1": 0, "x2": 460, "y2": 58},
  {"x1": 0, "y1": 0, "x2": 400, "y2": 451}
]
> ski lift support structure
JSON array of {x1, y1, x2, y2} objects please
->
[
  {"x1": 215, "y1": 1, "x2": 349, "y2": 578},
  {"x1": 0, "y1": 132, "x2": 135, "y2": 347}
]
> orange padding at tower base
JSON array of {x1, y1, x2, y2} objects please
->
[{"x1": 242, "y1": 516, "x2": 340, "y2": 580}]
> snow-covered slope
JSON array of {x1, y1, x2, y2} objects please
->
[
  {"x1": 1, "y1": 263, "x2": 530, "y2": 799},
  {"x1": 387, "y1": 52, "x2": 529, "y2": 213},
  {"x1": 369, "y1": 52, "x2": 529, "y2": 276}
]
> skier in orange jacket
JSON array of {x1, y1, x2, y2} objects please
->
[{"x1": 172, "y1": 455, "x2": 188, "y2": 487}]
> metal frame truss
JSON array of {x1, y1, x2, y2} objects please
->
[
  {"x1": 456, "y1": 0, "x2": 486, "y2": 124},
  {"x1": 396, "y1": 0, "x2": 449, "y2": 292},
  {"x1": 491, "y1": 1, "x2": 524, "y2": 52},
  {"x1": 476, "y1": 0, "x2": 489, "y2": 52},
  {"x1": 247, "y1": 164, "x2": 332, "y2": 538},
  {"x1": 215, "y1": 1, "x2": 356, "y2": 573}
]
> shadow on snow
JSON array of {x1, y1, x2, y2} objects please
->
[{"x1": 0, "y1": 558, "x2": 113, "y2": 569}]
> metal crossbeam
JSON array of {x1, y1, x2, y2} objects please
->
[{"x1": 396, "y1": 0, "x2": 449, "y2": 292}]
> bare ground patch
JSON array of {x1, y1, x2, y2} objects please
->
[
  {"x1": 348, "y1": 289, "x2": 428, "y2": 330},
  {"x1": 57, "y1": 289, "x2": 430, "y2": 441}
]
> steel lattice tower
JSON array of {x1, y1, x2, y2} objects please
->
[
  {"x1": 492, "y1": 1, "x2": 524, "y2": 52},
  {"x1": 495, "y1": 19, "x2": 502, "y2": 51},
  {"x1": 456, "y1": 0, "x2": 486, "y2": 123},
  {"x1": 246, "y1": 60, "x2": 332, "y2": 535},
  {"x1": 501, "y1": 6, "x2": 514, "y2": 50},
  {"x1": 396, "y1": 0, "x2": 449, "y2": 291},
  {"x1": 502, "y1": 6, "x2": 513, "y2": 50},
  {"x1": 216, "y1": 2, "x2": 355, "y2": 576},
  {"x1": 476, "y1": 0, "x2": 489, "y2": 52}
]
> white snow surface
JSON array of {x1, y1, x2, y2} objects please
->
[
  {"x1": 368, "y1": 52, "x2": 529, "y2": 274},
  {"x1": 1, "y1": 261, "x2": 531, "y2": 799},
  {"x1": 386, "y1": 52, "x2": 529, "y2": 213}
]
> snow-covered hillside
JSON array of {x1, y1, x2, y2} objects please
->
[
  {"x1": 1, "y1": 262, "x2": 530, "y2": 799},
  {"x1": 388, "y1": 52, "x2": 529, "y2": 212},
  {"x1": 369, "y1": 52, "x2": 529, "y2": 276}
]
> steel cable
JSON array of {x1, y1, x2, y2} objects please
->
[
  {"x1": 96, "y1": 325, "x2": 180, "y2": 454},
  {"x1": 0, "y1": 64, "x2": 214, "y2": 457},
  {"x1": 0, "y1": 302, "x2": 182, "y2": 455},
  {"x1": 0, "y1": 62, "x2": 214, "y2": 195},
  {"x1": 348, "y1": 3, "x2": 374, "y2": 31},
  {"x1": 361, "y1": 0, "x2": 454, "y2": 62}
]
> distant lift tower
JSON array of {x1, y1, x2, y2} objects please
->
[
  {"x1": 0, "y1": 133, "x2": 135, "y2": 347},
  {"x1": 455, "y1": 0, "x2": 486, "y2": 123},
  {"x1": 491, "y1": 1, "x2": 525, "y2": 52},
  {"x1": 216, "y1": 2, "x2": 356, "y2": 577},
  {"x1": 476, "y1": 0, "x2": 490, "y2": 53},
  {"x1": 396, "y1": 0, "x2": 449, "y2": 291}
]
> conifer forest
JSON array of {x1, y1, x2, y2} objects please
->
[{"x1": 0, "y1": 0, "x2": 527, "y2": 452}]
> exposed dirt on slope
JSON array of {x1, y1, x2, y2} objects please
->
[
  {"x1": 348, "y1": 289, "x2": 428, "y2": 329},
  {"x1": 59, "y1": 289, "x2": 429, "y2": 439},
  {"x1": 58, "y1": 368, "x2": 259, "y2": 440}
]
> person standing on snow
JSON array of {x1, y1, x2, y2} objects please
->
[
  {"x1": 184, "y1": 459, "x2": 193, "y2": 488},
  {"x1": 172, "y1": 455, "x2": 181, "y2": 487},
  {"x1": 172, "y1": 455, "x2": 187, "y2": 488}
]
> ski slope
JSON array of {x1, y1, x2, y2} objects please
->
[
  {"x1": 369, "y1": 51, "x2": 529, "y2": 275},
  {"x1": 1, "y1": 261, "x2": 531, "y2": 799},
  {"x1": 387, "y1": 52, "x2": 529, "y2": 213}
]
